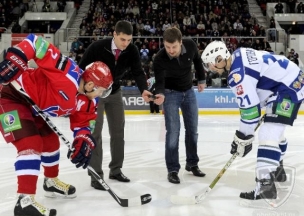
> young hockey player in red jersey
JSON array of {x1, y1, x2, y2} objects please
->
[{"x1": 0, "y1": 34, "x2": 113, "y2": 216}]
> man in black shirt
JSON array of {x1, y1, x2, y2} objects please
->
[
  {"x1": 152, "y1": 27, "x2": 206, "y2": 184},
  {"x1": 79, "y1": 21, "x2": 150, "y2": 190}
]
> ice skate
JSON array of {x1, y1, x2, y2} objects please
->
[
  {"x1": 43, "y1": 177, "x2": 76, "y2": 198},
  {"x1": 239, "y1": 177, "x2": 277, "y2": 208},
  {"x1": 14, "y1": 194, "x2": 56, "y2": 216},
  {"x1": 272, "y1": 160, "x2": 287, "y2": 182}
]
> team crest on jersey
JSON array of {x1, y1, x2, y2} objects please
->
[
  {"x1": 236, "y1": 85, "x2": 244, "y2": 95},
  {"x1": 41, "y1": 106, "x2": 73, "y2": 117},
  {"x1": 228, "y1": 57, "x2": 244, "y2": 87},
  {"x1": 293, "y1": 81, "x2": 301, "y2": 89},
  {"x1": 69, "y1": 64, "x2": 82, "y2": 82},
  {"x1": 228, "y1": 72, "x2": 244, "y2": 87},
  {"x1": 298, "y1": 72, "x2": 304, "y2": 84},
  {"x1": 233, "y1": 73, "x2": 242, "y2": 84}
]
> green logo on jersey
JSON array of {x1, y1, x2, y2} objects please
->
[
  {"x1": 240, "y1": 106, "x2": 259, "y2": 120},
  {"x1": 0, "y1": 110, "x2": 22, "y2": 133},
  {"x1": 275, "y1": 99, "x2": 294, "y2": 117},
  {"x1": 89, "y1": 120, "x2": 96, "y2": 133},
  {"x1": 35, "y1": 37, "x2": 50, "y2": 59}
]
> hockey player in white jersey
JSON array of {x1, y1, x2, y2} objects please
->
[{"x1": 201, "y1": 41, "x2": 304, "y2": 203}]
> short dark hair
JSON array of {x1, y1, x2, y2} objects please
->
[
  {"x1": 163, "y1": 27, "x2": 182, "y2": 43},
  {"x1": 115, "y1": 20, "x2": 133, "y2": 35}
]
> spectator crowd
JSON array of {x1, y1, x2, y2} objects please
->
[
  {"x1": 1, "y1": 0, "x2": 303, "y2": 88},
  {"x1": 71, "y1": 0, "x2": 278, "y2": 87},
  {"x1": 0, "y1": 0, "x2": 83, "y2": 38}
]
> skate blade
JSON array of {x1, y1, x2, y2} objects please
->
[
  {"x1": 275, "y1": 182, "x2": 289, "y2": 191},
  {"x1": 44, "y1": 191, "x2": 77, "y2": 199},
  {"x1": 239, "y1": 198, "x2": 278, "y2": 209}
]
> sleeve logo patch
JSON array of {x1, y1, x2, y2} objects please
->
[
  {"x1": 236, "y1": 85, "x2": 244, "y2": 95},
  {"x1": 0, "y1": 110, "x2": 22, "y2": 133},
  {"x1": 233, "y1": 73, "x2": 242, "y2": 84},
  {"x1": 35, "y1": 37, "x2": 50, "y2": 59},
  {"x1": 293, "y1": 81, "x2": 301, "y2": 89},
  {"x1": 240, "y1": 106, "x2": 259, "y2": 120},
  {"x1": 275, "y1": 99, "x2": 294, "y2": 118}
]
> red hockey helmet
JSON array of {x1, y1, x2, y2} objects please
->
[{"x1": 82, "y1": 61, "x2": 113, "y2": 89}]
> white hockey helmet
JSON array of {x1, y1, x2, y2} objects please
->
[{"x1": 201, "y1": 41, "x2": 231, "y2": 71}]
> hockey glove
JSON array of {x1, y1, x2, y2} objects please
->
[
  {"x1": 67, "y1": 130, "x2": 96, "y2": 169},
  {"x1": 230, "y1": 130, "x2": 254, "y2": 157},
  {"x1": 0, "y1": 47, "x2": 28, "y2": 84}
]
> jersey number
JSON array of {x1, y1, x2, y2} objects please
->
[
  {"x1": 237, "y1": 94, "x2": 251, "y2": 107},
  {"x1": 262, "y1": 54, "x2": 289, "y2": 69}
]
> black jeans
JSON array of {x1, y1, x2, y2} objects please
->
[{"x1": 149, "y1": 101, "x2": 160, "y2": 113}]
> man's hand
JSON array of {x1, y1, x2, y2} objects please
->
[
  {"x1": 142, "y1": 90, "x2": 153, "y2": 102},
  {"x1": 67, "y1": 130, "x2": 96, "y2": 169},
  {"x1": 230, "y1": 130, "x2": 254, "y2": 157},
  {"x1": 197, "y1": 83, "x2": 206, "y2": 93},
  {"x1": 142, "y1": 90, "x2": 165, "y2": 105},
  {"x1": 0, "y1": 47, "x2": 28, "y2": 84},
  {"x1": 153, "y1": 94, "x2": 165, "y2": 105}
]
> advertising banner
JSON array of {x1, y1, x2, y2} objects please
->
[
  {"x1": 121, "y1": 87, "x2": 304, "y2": 114},
  {"x1": 195, "y1": 88, "x2": 238, "y2": 108},
  {"x1": 122, "y1": 87, "x2": 150, "y2": 110},
  {"x1": 122, "y1": 87, "x2": 237, "y2": 110}
]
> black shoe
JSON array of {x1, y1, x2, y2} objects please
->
[
  {"x1": 91, "y1": 180, "x2": 106, "y2": 190},
  {"x1": 109, "y1": 173, "x2": 130, "y2": 182},
  {"x1": 240, "y1": 177, "x2": 277, "y2": 200},
  {"x1": 167, "y1": 172, "x2": 180, "y2": 184},
  {"x1": 185, "y1": 165, "x2": 206, "y2": 177}
]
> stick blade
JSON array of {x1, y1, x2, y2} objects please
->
[{"x1": 170, "y1": 195, "x2": 197, "y2": 205}]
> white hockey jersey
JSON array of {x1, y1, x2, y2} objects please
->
[{"x1": 228, "y1": 48, "x2": 304, "y2": 128}]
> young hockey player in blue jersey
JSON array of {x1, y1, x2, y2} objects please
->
[{"x1": 201, "y1": 41, "x2": 304, "y2": 205}]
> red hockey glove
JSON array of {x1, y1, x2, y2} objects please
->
[
  {"x1": 67, "y1": 130, "x2": 96, "y2": 169},
  {"x1": 0, "y1": 47, "x2": 28, "y2": 84}
]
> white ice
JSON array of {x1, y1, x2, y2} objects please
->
[{"x1": 0, "y1": 115, "x2": 303, "y2": 216}]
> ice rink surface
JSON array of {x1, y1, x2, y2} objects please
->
[{"x1": 0, "y1": 115, "x2": 303, "y2": 216}]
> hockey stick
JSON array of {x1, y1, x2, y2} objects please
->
[
  {"x1": 10, "y1": 80, "x2": 152, "y2": 207},
  {"x1": 170, "y1": 115, "x2": 265, "y2": 205}
]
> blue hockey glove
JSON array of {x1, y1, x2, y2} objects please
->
[{"x1": 67, "y1": 131, "x2": 96, "y2": 169}]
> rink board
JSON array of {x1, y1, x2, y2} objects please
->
[{"x1": 122, "y1": 87, "x2": 304, "y2": 115}]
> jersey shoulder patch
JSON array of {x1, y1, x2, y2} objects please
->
[{"x1": 228, "y1": 52, "x2": 245, "y2": 87}]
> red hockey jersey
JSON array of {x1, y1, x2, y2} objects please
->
[{"x1": 16, "y1": 34, "x2": 97, "y2": 132}]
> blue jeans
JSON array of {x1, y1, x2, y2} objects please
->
[{"x1": 163, "y1": 88, "x2": 199, "y2": 173}]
